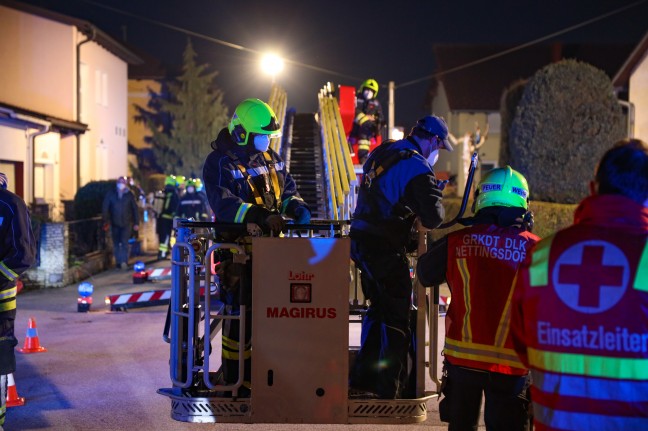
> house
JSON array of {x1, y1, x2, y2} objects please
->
[
  {"x1": 429, "y1": 43, "x2": 633, "y2": 195},
  {"x1": 613, "y1": 31, "x2": 648, "y2": 141},
  {"x1": 0, "y1": 0, "x2": 141, "y2": 218}
]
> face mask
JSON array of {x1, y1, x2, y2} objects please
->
[
  {"x1": 426, "y1": 149, "x2": 439, "y2": 167},
  {"x1": 186, "y1": 186, "x2": 195, "y2": 194},
  {"x1": 117, "y1": 183, "x2": 127, "y2": 191},
  {"x1": 253, "y1": 134, "x2": 270, "y2": 152},
  {"x1": 363, "y1": 89, "x2": 374, "y2": 100}
]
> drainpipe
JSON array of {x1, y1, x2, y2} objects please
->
[
  {"x1": 617, "y1": 100, "x2": 635, "y2": 138},
  {"x1": 76, "y1": 26, "x2": 96, "y2": 191},
  {"x1": 25, "y1": 119, "x2": 52, "y2": 206}
]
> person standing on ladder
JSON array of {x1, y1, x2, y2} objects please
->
[
  {"x1": 349, "y1": 115, "x2": 452, "y2": 399},
  {"x1": 0, "y1": 173, "x2": 36, "y2": 428},
  {"x1": 203, "y1": 98, "x2": 311, "y2": 396},
  {"x1": 156, "y1": 175, "x2": 180, "y2": 260},
  {"x1": 349, "y1": 78, "x2": 384, "y2": 164}
]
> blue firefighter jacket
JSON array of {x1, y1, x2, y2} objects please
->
[
  {"x1": 0, "y1": 189, "x2": 36, "y2": 317},
  {"x1": 202, "y1": 128, "x2": 309, "y2": 229},
  {"x1": 351, "y1": 137, "x2": 445, "y2": 248}
]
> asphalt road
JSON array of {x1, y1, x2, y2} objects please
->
[{"x1": 10, "y1": 256, "x2": 481, "y2": 431}]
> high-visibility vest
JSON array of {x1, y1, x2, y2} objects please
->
[
  {"x1": 512, "y1": 195, "x2": 648, "y2": 430},
  {"x1": 444, "y1": 223, "x2": 540, "y2": 375}
]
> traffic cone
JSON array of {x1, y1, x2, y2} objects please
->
[
  {"x1": 17, "y1": 317, "x2": 47, "y2": 353},
  {"x1": 6, "y1": 373, "x2": 25, "y2": 407}
]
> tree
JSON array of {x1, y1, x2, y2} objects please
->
[
  {"x1": 508, "y1": 60, "x2": 624, "y2": 204},
  {"x1": 135, "y1": 38, "x2": 229, "y2": 178}
]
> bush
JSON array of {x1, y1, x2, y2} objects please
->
[
  {"x1": 73, "y1": 180, "x2": 116, "y2": 220},
  {"x1": 498, "y1": 79, "x2": 527, "y2": 168},
  {"x1": 508, "y1": 59, "x2": 624, "y2": 204},
  {"x1": 146, "y1": 174, "x2": 166, "y2": 194}
]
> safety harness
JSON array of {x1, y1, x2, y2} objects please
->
[{"x1": 227, "y1": 150, "x2": 281, "y2": 210}]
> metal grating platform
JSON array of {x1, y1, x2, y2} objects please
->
[
  {"x1": 348, "y1": 395, "x2": 433, "y2": 424},
  {"x1": 157, "y1": 388, "x2": 251, "y2": 423}
]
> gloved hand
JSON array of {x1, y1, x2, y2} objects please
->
[
  {"x1": 294, "y1": 207, "x2": 311, "y2": 225},
  {"x1": 264, "y1": 214, "x2": 285, "y2": 236}
]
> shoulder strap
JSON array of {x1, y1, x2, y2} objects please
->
[
  {"x1": 226, "y1": 150, "x2": 264, "y2": 206},
  {"x1": 363, "y1": 143, "x2": 416, "y2": 188},
  {"x1": 262, "y1": 151, "x2": 281, "y2": 204}
]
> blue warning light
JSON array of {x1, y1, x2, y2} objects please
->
[
  {"x1": 78, "y1": 281, "x2": 94, "y2": 298},
  {"x1": 134, "y1": 261, "x2": 146, "y2": 272}
]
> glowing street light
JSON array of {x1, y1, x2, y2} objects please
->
[{"x1": 261, "y1": 53, "x2": 284, "y2": 83}]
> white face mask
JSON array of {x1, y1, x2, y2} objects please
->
[
  {"x1": 117, "y1": 183, "x2": 127, "y2": 191},
  {"x1": 253, "y1": 134, "x2": 270, "y2": 152},
  {"x1": 363, "y1": 89, "x2": 375, "y2": 100},
  {"x1": 186, "y1": 186, "x2": 195, "y2": 194},
  {"x1": 426, "y1": 149, "x2": 439, "y2": 167}
]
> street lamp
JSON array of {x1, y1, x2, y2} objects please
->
[{"x1": 261, "y1": 53, "x2": 284, "y2": 83}]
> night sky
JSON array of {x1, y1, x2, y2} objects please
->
[{"x1": 16, "y1": 0, "x2": 648, "y2": 126}]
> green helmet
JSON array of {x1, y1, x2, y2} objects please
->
[
  {"x1": 360, "y1": 78, "x2": 379, "y2": 97},
  {"x1": 164, "y1": 175, "x2": 178, "y2": 187},
  {"x1": 228, "y1": 98, "x2": 281, "y2": 146},
  {"x1": 175, "y1": 175, "x2": 186, "y2": 186},
  {"x1": 185, "y1": 178, "x2": 197, "y2": 188},
  {"x1": 474, "y1": 166, "x2": 529, "y2": 212}
]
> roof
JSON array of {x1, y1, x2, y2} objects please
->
[
  {"x1": 613, "y1": 31, "x2": 648, "y2": 87},
  {"x1": 433, "y1": 43, "x2": 635, "y2": 111},
  {"x1": 0, "y1": 101, "x2": 88, "y2": 135},
  {"x1": 0, "y1": 0, "x2": 142, "y2": 65}
]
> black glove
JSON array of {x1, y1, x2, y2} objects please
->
[{"x1": 264, "y1": 214, "x2": 285, "y2": 236}]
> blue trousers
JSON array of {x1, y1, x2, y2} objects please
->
[{"x1": 110, "y1": 225, "x2": 131, "y2": 266}]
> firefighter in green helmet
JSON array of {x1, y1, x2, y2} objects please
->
[
  {"x1": 417, "y1": 166, "x2": 540, "y2": 429},
  {"x1": 203, "y1": 98, "x2": 311, "y2": 396}
]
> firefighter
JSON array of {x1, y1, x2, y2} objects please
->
[
  {"x1": 176, "y1": 178, "x2": 209, "y2": 221},
  {"x1": 0, "y1": 173, "x2": 36, "y2": 427},
  {"x1": 155, "y1": 175, "x2": 179, "y2": 259},
  {"x1": 510, "y1": 139, "x2": 648, "y2": 430},
  {"x1": 203, "y1": 98, "x2": 311, "y2": 395},
  {"x1": 349, "y1": 78, "x2": 384, "y2": 164},
  {"x1": 349, "y1": 115, "x2": 451, "y2": 399},
  {"x1": 417, "y1": 166, "x2": 540, "y2": 430}
]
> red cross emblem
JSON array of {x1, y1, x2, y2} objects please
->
[{"x1": 553, "y1": 240, "x2": 629, "y2": 313}]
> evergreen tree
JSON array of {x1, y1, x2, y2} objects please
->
[{"x1": 135, "y1": 38, "x2": 229, "y2": 178}]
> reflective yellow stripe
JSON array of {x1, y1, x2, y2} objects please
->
[
  {"x1": 494, "y1": 277, "x2": 516, "y2": 347},
  {"x1": 234, "y1": 203, "x2": 252, "y2": 223},
  {"x1": 528, "y1": 347, "x2": 648, "y2": 380},
  {"x1": 281, "y1": 196, "x2": 305, "y2": 213},
  {"x1": 445, "y1": 338, "x2": 524, "y2": 368},
  {"x1": 263, "y1": 152, "x2": 281, "y2": 205},
  {"x1": 0, "y1": 299, "x2": 16, "y2": 312},
  {"x1": 635, "y1": 240, "x2": 648, "y2": 292},
  {"x1": 0, "y1": 286, "x2": 17, "y2": 300},
  {"x1": 222, "y1": 336, "x2": 238, "y2": 350},
  {"x1": 530, "y1": 235, "x2": 554, "y2": 287},
  {"x1": 0, "y1": 262, "x2": 18, "y2": 281},
  {"x1": 222, "y1": 349, "x2": 251, "y2": 360},
  {"x1": 456, "y1": 258, "x2": 472, "y2": 342}
]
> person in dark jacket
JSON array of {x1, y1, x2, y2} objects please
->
[
  {"x1": 349, "y1": 115, "x2": 452, "y2": 399},
  {"x1": 0, "y1": 173, "x2": 36, "y2": 427},
  {"x1": 417, "y1": 166, "x2": 539, "y2": 431},
  {"x1": 203, "y1": 98, "x2": 310, "y2": 395},
  {"x1": 102, "y1": 177, "x2": 139, "y2": 270},
  {"x1": 349, "y1": 78, "x2": 384, "y2": 164}
]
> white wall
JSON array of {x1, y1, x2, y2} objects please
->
[
  {"x1": 79, "y1": 42, "x2": 129, "y2": 185},
  {"x1": 629, "y1": 52, "x2": 648, "y2": 141},
  {"x1": 0, "y1": 6, "x2": 75, "y2": 120}
]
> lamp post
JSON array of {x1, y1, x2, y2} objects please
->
[{"x1": 261, "y1": 53, "x2": 284, "y2": 84}]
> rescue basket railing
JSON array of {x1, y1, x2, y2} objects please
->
[{"x1": 318, "y1": 84, "x2": 356, "y2": 220}]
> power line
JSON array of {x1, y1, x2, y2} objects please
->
[
  {"x1": 396, "y1": 0, "x2": 647, "y2": 89},
  {"x1": 77, "y1": 0, "x2": 364, "y2": 81}
]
